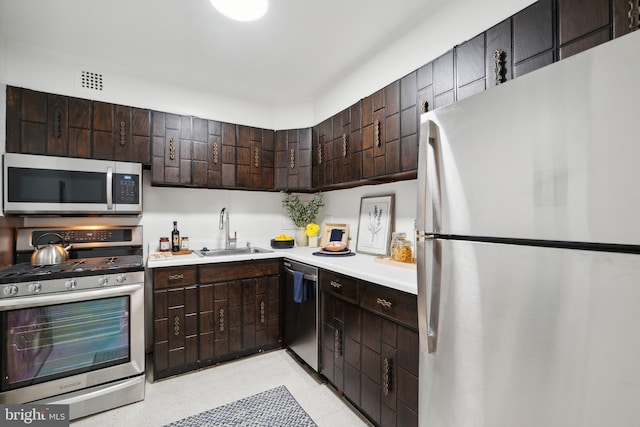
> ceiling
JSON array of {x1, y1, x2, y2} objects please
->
[{"x1": 0, "y1": 0, "x2": 445, "y2": 106}]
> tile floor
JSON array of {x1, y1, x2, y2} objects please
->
[{"x1": 71, "y1": 349, "x2": 371, "y2": 427}]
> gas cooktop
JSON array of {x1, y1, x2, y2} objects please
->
[{"x1": 0, "y1": 255, "x2": 144, "y2": 284}]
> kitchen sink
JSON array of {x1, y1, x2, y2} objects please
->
[{"x1": 194, "y1": 247, "x2": 273, "y2": 257}]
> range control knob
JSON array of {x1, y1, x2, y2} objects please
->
[
  {"x1": 65, "y1": 280, "x2": 77, "y2": 290},
  {"x1": 3, "y1": 285, "x2": 18, "y2": 296},
  {"x1": 98, "y1": 277, "x2": 109, "y2": 286},
  {"x1": 116, "y1": 274, "x2": 126, "y2": 283},
  {"x1": 28, "y1": 283, "x2": 41, "y2": 294}
]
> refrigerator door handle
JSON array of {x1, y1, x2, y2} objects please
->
[{"x1": 417, "y1": 118, "x2": 444, "y2": 354}]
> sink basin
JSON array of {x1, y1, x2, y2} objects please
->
[{"x1": 194, "y1": 247, "x2": 273, "y2": 257}]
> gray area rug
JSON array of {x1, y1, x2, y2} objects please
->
[{"x1": 163, "y1": 385, "x2": 318, "y2": 427}]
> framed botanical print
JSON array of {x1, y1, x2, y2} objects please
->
[{"x1": 355, "y1": 194, "x2": 394, "y2": 255}]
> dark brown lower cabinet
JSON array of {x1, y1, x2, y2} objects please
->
[
  {"x1": 320, "y1": 270, "x2": 418, "y2": 427},
  {"x1": 153, "y1": 260, "x2": 281, "y2": 380},
  {"x1": 153, "y1": 266, "x2": 199, "y2": 379}
]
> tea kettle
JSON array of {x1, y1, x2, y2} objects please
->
[{"x1": 31, "y1": 233, "x2": 73, "y2": 265}]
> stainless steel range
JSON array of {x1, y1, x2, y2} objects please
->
[{"x1": 0, "y1": 226, "x2": 145, "y2": 420}]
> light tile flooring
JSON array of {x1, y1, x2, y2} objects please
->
[{"x1": 71, "y1": 349, "x2": 371, "y2": 427}]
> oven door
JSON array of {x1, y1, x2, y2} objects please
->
[
  {"x1": 0, "y1": 283, "x2": 144, "y2": 404},
  {"x1": 3, "y1": 153, "x2": 142, "y2": 215}
]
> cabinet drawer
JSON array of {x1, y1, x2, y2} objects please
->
[
  {"x1": 199, "y1": 259, "x2": 279, "y2": 283},
  {"x1": 360, "y1": 281, "x2": 417, "y2": 329},
  {"x1": 154, "y1": 266, "x2": 197, "y2": 289},
  {"x1": 320, "y1": 270, "x2": 358, "y2": 304}
]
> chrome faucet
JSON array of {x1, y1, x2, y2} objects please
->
[{"x1": 219, "y1": 207, "x2": 237, "y2": 249}]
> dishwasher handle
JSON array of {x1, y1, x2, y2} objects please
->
[{"x1": 284, "y1": 266, "x2": 317, "y2": 282}]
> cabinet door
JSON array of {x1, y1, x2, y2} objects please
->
[
  {"x1": 275, "y1": 128, "x2": 312, "y2": 190},
  {"x1": 113, "y1": 105, "x2": 132, "y2": 162},
  {"x1": 255, "y1": 276, "x2": 280, "y2": 348},
  {"x1": 332, "y1": 107, "x2": 352, "y2": 185},
  {"x1": 614, "y1": 0, "x2": 640, "y2": 37},
  {"x1": 417, "y1": 62, "x2": 434, "y2": 115},
  {"x1": 153, "y1": 284, "x2": 198, "y2": 378},
  {"x1": 433, "y1": 50, "x2": 455, "y2": 109},
  {"x1": 400, "y1": 72, "x2": 418, "y2": 173},
  {"x1": 321, "y1": 292, "x2": 344, "y2": 389},
  {"x1": 93, "y1": 102, "x2": 114, "y2": 160},
  {"x1": 6, "y1": 87, "x2": 47, "y2": 154},
  {"x1": 237, "y1": 126, "x2": 275, "y2": 190},
  {"x1": 513, "y1": 0, "x2": 555, "y2": 77},
  {"x1": 68, "y1": 97, "x2": 92, "y2": 158},
  {"x1": 349, "y1": 101, "x2": 363, "y2": 182},
  {"x1": 221, "y1": 122, "x2": 237, "y2": 187},
  {"x1": 191, "y1": 117, "x2": 209, "y2": 187},
  {"x1": 558, "y1": 0, "x2": 610, "y2": 59},
  {"x1": 237, "y1": 125, "x2": 252, "y2": 188},
  {"x1": 362, "y1": 81, "x2": 400, "y2": 178},
  {"x1": 206, "y1": 120, "x2": 223, "y2": 187},
  {"x1": 456, "y1": 33, "x2": 486, "y2": 101}
]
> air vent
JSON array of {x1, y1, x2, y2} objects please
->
[{"x1": 80, "y1": 70, "x2": 104, "y2": 91}]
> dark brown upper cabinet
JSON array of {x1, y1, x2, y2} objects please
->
[
  {"x1": 432, "y1": 50, "x2": 455, "y2": 109},
  {"x1": 6, "y1": 87, "x2": 92, "y2": 158},
  {"x1": 455, "y1": 33, "x2": 486, "y2": 101},
  {"x1": 236, "y1": 125, "x2": 274, "y2": 190},
  {"x1": 513, "y1": 0, "x2": 555, "y2": 77},
  {"x1": 614, "y1": 0, "x2": 640, "y2": 37},
  {"x1": 362, "y1": 81, "x2": 400, "y2": 179},
  {"x1": 400, "y1": 71, "x2": 419, "y2": 173},
  {"x1": 275, "y1": 127, "x2": 312, "y2": 190},
  {"x1": 558, "y1": 0, "x2": 611, "y2": 59},
  {"x1": 151, "y1": 112, "x2": 192, "y2": 186},
  {"x1": 417, "y1": 61, "x2": 434, "y2": 115},
  {"x1": 312, "y1": 117, "x2": 333, "y2": 189},
  {"x1": 485, "y1": 18, "x2": 513, "y2": 89}
]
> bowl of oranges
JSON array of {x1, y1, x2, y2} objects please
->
[{"x1": 271, "y1": 234, "x2": 295, "y2": 249}]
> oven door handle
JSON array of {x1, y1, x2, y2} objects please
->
[
  {"x1": 106, "y1": 166, "x2": 114, "y2": 210},
  {"x1": 0, "y1": 283, "x2": 142, "y2": 310}
]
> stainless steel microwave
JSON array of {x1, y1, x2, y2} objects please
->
[{"x1": 3, "y1": 153, "x2": 142, "y2": 215}]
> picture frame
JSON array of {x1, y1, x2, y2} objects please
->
[
  {"x1": 356, "y1": 194, "x2": 394, "y2": 256},
  {"x1": 319, "y1": 223, "x2": 350, "y2": 248}
]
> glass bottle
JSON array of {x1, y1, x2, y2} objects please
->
[{"x1": 171, "y1": 221, "x2": 180, "y2": 252}]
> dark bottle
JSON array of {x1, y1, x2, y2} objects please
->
[{"x1": 171, "y1": 221, "x2": 180, "y2": 252}]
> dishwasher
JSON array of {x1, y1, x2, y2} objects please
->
[{"x1": 283, "y1": 259, "x2": 319, "y2": 371}]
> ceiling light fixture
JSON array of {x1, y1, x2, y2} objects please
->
[{"x1": 209, "y1": 0, "x2": 268, "y2": 22}]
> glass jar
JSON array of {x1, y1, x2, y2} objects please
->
[
  {"x1": 390, "y1": 232, "x2": 413, "y2": 263},
  {"x1": 159, "y1": 237, "x2": 170, "y2": 252},
  {"x1": 181, "y1": 237, "x2": 189, "y2": 251}
]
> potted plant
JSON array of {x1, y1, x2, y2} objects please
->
[{"x1": 281, "y1": 191, "x2": 323, "y2": 246}]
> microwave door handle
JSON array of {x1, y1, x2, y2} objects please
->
[{"x1": 106, "y1": 166, "x2": 113, "y2": 210}]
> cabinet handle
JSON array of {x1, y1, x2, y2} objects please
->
[
  {"x1": 260, "y1": 300, "x2": 265, "y2": 324},
  {"x1": 212, "y1": 141, "x2": 219, "y2": 164},
  {"x1": 120, "y1": 121, "x2": 126, "y2": 146},
  {"x1": 629, "y1": 0, "x2": 640, "y2": 30},
  {"x1": 53, "y1": 111, "x2": 62, "y2": 138},
  {"x1": 219, "y1": 308, "x2": 225, "y2": 332},
  {"x1": 383, "y1": 358, "x2": 391, "y2": 396},
  {"x1": 254, "y1": 147, "x2": 260, "y2": 168},
  {"x1": 420, "y1": 100, "x2": 429, "y2": 114},
  {"x1": 318, "y1": 137, "x2": 323, "y2": 165},
  {"x1": 330, "y1": 280, "x2": 342, "y2": 289},
  {"x1": 168, "y1": 273, "x2": 184, "y2": 281},
  {"x1": 376, "y1": 297, "x2": 393, "y2": 309},
  {"x1": 289, "y1": 147, "x2": 296, "y2": 169},
  {"x1": 493, "y1": 49, "x2": 506, "y2": 85},
  {"x1": 334, "y1": 329, "x2": 342, "y2": 358},
  {"x1": 169, "y1": 137, "x2": 176, "y2": 161},
  {"x1": 342, "y1": 133, "x2": 348, "y2": 157},
  {"x1": 374, "y1": 119, "x2": 381, "y2": 147},
  {"x1": 173, "y1": 315, "x2": 180, "y2": 336}
]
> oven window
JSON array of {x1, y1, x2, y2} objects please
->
[{"x1": 1, "y1": 296, "x2": 130, "y2": 391}]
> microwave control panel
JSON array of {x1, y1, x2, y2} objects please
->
[{"x1": 114, "y1": 173, "x2": 140, "y2": 204}]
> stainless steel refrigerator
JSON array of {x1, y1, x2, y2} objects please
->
[{"x1": 416, "y1": 31, "x2": 640, "y2": 427}]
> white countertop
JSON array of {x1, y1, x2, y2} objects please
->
[{"x1": 146, "y1": 244, "x2": 418, "y2": 295}]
